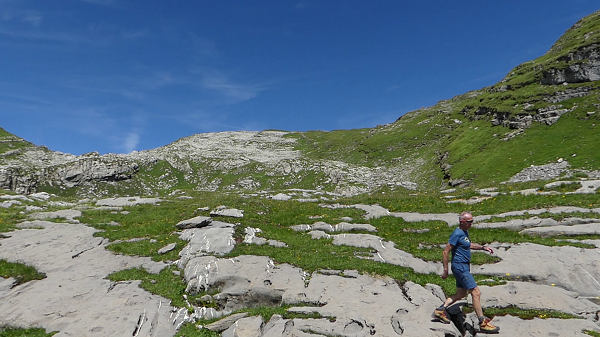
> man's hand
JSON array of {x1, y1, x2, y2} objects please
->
[
  {"x1": 441, "y1": 269, "x2": 448, "y2": 279},
  {"x1": 483, "y1": 246, "x2": 494, "y2": 254}
]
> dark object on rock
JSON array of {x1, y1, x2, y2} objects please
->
[
  {"x1": 175, "y1": 216, "x2": 213, "y2": 229},
  {"x1": 446, "y1": 302, "x2": 476, "y2": 336}
]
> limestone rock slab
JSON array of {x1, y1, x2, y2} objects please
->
[
  {"x1": 95, "y1": 196, "x2": 162, "y2": 207},
  {"x1": 0, "y1": 220, "x2": 175, "y2": 337},
  {"x1": 481, "y1": 281, "x2": 600, "y2": 316},
  {"x1": 473, "y1": 243, "x2": 600, "y2": 298}
]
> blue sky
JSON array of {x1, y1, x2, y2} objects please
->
[{"x1": 1, "y1": 1, "x2": 598, "y2": 155}]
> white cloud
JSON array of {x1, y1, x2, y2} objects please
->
[{"x1": 121, "y1": 131, "x2": 140, "y2": 153}]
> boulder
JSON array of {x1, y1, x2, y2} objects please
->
[
  {"x1": 158, "y1": 243, "x2": 177, "y2": 255},
  {"x1": 211, "y1": 208, "x2": 244, "y2": 218}
]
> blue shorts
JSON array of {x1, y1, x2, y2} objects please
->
[{"x1": 452, "y1": 263, "x2": 477, "y2": 290}]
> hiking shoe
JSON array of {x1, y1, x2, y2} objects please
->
[
  {"x1": 432, "y1": 308, "x2": 451, "y2": 324},
  {"x1": 479, "y1": 318, "x2": 500, "y2": 333}
]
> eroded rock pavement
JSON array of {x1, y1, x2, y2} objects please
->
[{"x1": 2, "y1": 191, "x2": 600, "y2": 336}]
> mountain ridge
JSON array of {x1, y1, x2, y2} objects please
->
[{"x1": 2, "y1": 10, "x2": 600, "y2": 197}]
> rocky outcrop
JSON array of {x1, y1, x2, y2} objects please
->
[
  {"x1": 545, "y1": 86, "x2": 593, "y2": 103},
  {"x1": 541, "y1": 44, "x2": 600, "y2": 85},
  {"x1": 0, "y1": 148, "x2": 139, "y2": 194},
  {"x1": 490, "y1": 104, "x2": 575, "y2": 130},
  {"x1": 507, "y1": 160, "x2": 570, "y2": 183},
  {"x1": 0, "y1": 167, "x2": 37, "y2": 194},
  {"x1": 55, "y1": 158, "x2": 139, "y2": 187},
  {"x1": 1, "y1": 131, "x2": 420, "y2": 197}
]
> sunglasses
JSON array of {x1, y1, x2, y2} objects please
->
[{"x1": 463, "y1": 220, "x2": 473, "y2": 223}]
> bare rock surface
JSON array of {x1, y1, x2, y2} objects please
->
[
  {"x1": 474, "y1": 315, "x2": 598, "y2": 337},
  {"x1": 175, "y1": 215, "x2": 213, "y2": 229},
  {"x1": 507, "y1": 161, "x2": 571, "y2": 183},
  {"x1": 347, "y1": 204, "x2": 391, "y2": 219},
  {"x1": 520, "y1": 222, "x2": 600, "y2": 236},
  {"x1": 95, "y1": 196, "x2": 162, "y2": 207},
  {"x1": 291, "y1": 221, "x2": 377, "y2": 233},
  {"x1": 0, "y1": 200, "x2": 21, "y2": 208},
  {"x1": 482, "y1": 281, "x2": 600, "y2": 317},
  {"x1": 474, "y1": 217, "x2": 599, "y2": 230},
  {"x1": 177, "y1": 220, "x2": 237, "y2": 268},
  {"x1": 0, "y1": 220, "x2": 175, "y2": 337},
  {"x1": 473, "y1": 243, "x2": 600, "y2": 298},
  {"x1": 244, "y1": 227, "x2": 288, "y2": 247},
  {"x1": 573, "y1": 180, "x2": 600, "y2": 193},
  {"x1": 310, "y1": 231, "x2": 441, "y2": 274},
  {"x1": 210, "y1": 208, "x2": 245, "y2": 218},
  {"x1": 178, "y1": 253, "x2": 461, "y2": 336},
  {"x1": 29, "y1": 209, "x2": 82, "y2": 222}
]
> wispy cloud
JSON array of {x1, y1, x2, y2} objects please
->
[
  {"x1": 385, "y1": 85, "x2": 400, "y2": 93},
  {"x1": 0, "y1": 27, "x2": 82, "y2": 43},
  {"x1": 21, "y1": 13, "x2": 41, "y2": 26},
  {"x1": 65, "y1": 107, "x2": 147, "y2": 154},
  {"x1": 190, "y1": 35, "x2": 220, "y2": 57},
  {"x1": 195, "y1": 68, "x2": 262, "y2": 102},
  {"x1": 121, "y1": 28, "x2": 148, "y2": 39},
  {"x1": 120, "y1": 131, "x2": 141, "y2": 153}
]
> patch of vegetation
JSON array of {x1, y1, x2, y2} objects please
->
[
  {"x1": 541, "y1": 181, "x2": 582, "y2": 193},
  {"x1": 0, "y1": 327, "x2": 57, "y2": 337},
  {"x1": 80, "y1": 188, "x2": 600, "y2": 306},
  {"x1": 584, "y1": 329, "x2": 600, "y2": 337},
  {"x1": 107, "y1": 265, "x2": 191, "y2": 307},
  {"x1": 0, "y1": 127, "x2": 36, "y2": 156},
  {"x1": 0, "y1": 260, "x2": 46, "y2": 286},
  {"x1": 483, "y1": 306, "x2": 581, "y2": 320},
  {"x1": 106, "y1": 235, "x2": 184, "y2": 262},
  {"x1": 175, "y1": 323, "x2": 220, "y2": 337},
  {"x1": 238, "y1": 305, "x2": 330, "y2": 322}
]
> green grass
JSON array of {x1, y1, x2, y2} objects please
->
[
  {"x1": 176, "y1": 323, "x2": 220, "y2": 337},
  {"x1": 483, "y1": 306, "x2": 581, "y2": 320},
  {"x1": 237, "y1": 305, "x2": 329, "y2": 322},
  {"x1": 88, "y1": 189, "x2": 600, "y2": 305},
  {"x1": 107, "y1": 265, "x2": 190, "y2": 307},
  {"x1": 541, "y1": 181, "x2": 582, "y2": 193},
  {"x1": 0, "y1": 327, "x2": 57, "y2": 337},
  {"x1": 584, "y1": 329, "x2": 600, "y2": 337},
  {"x1": 0, "y1": 127, "x2": 36, "y2": 155},
  {"x1": 0, "y1": 260, "x2": 46, "y2": 286}
]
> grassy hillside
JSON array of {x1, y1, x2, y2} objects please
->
[
  {"x1": 292, "y1": 10, "x2": 600, "y2": 190},
  {"x1": 0, "y1": 127, "x2": 35, "y2": 156}
]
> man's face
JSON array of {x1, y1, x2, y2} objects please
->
[{"x1": 460, "y1": 214, "x2": 473, "y2": 229}]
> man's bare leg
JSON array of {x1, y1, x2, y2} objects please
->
[
  {"x1": 443, "y1": 288, "x2": 467, "y2": 308},
  {"x1": 470, "y1": 287, "x2": 484, "y2": 318}
]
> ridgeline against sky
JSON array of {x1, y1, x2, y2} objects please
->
[{"x1": 1, "y1": 1, "x2": 599, "y2": 155}]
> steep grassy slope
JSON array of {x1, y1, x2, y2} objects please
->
[
  {"x1": 0, "y1": 127, "x2": 35, "y2": 156},
  {"x1": 293, "y1": 10, "x2": 600, "y2": 189}
]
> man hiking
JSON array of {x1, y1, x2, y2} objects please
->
[{"x1": 432, "y1": 211, "x2": 500, "y2": 333}]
